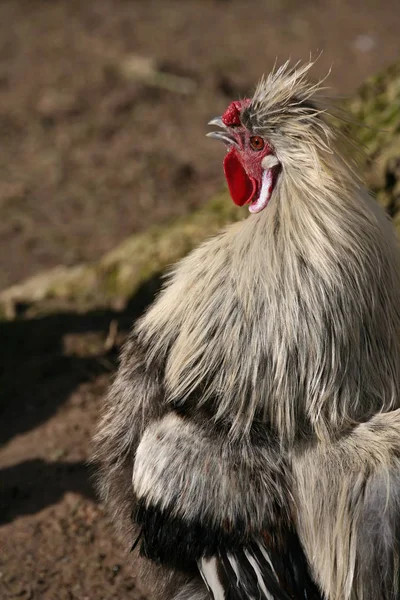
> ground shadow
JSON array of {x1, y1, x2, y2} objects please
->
[
  {"x1": 0, "y1": 274, "x2": 162, "y2": 523},
  {"x1": 0, "y1": 274, "x2": 162, "y2": 447},
  {"x1": 0, "y1": 459, "x2": 96, "y2": 525}
]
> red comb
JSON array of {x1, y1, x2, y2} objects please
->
[{"x1": 221, "y1": 99, "x2": 251, "y2": 126}]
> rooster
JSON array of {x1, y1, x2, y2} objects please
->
[{"x1": 93, "y1": 61, "x2": 400, "y2": 600}]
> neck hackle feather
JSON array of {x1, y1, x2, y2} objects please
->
[{"x1": 138, "y1": 60, "x2": 400, "y2": 444}]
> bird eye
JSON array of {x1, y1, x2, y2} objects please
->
[{"x1": 249, "y1": 136, "x2": 265, "y2": 151}]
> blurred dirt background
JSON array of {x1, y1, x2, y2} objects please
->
[{"x1": 0, "y1": 1, "x2": 400, "y2": 599}]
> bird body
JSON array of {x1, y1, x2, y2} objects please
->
[{"x1": 94, "y1": 62, "x2": 400, "y2": 600}]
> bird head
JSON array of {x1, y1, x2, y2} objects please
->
[
  {"x1": 208, "y1": 98, "x2": 281, "y2": 214},
  {"x1": 208, "y1": 61, "x2": 332, "y2": 214}
]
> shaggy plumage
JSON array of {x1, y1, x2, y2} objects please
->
[{"x1": 93, "y1": 61, "x2": 400, "y2": 600}]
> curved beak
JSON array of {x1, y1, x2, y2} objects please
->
[
  {"x1": 208, "y1": 117, "x2": 225, "y2": 128},
  {"x1": 206, "y1": 116, "x2": 240, "y2": 149}
]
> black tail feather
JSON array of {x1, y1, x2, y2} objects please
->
[{"x1": 199, "y1": 532, "x2": 323, "y2": 600}]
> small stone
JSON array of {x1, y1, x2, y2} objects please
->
[{"x1": 353, "y1": 34, "x2": 376, "y2": 53}]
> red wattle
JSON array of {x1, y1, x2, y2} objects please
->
[{"x1": 223, "y1": 149, "x2": 257, "y2": 206}]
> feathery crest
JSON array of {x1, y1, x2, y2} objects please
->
[
  {"x1": 248, "y1": 60, "x2": 329, "y2": 127},
  {"x1": 240, "y1": 60, "x2": 338, "y2": 177}
]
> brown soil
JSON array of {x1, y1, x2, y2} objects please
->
[{"x1": 1, "y1": 1, "x2": 400, "y2": 599}]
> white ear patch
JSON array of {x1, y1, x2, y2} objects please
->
[
  {"x1": 261, "y1": 155, "x2": 280, "y2": 169},
  {"x1": 248, "y1": 169, "x2": 274, "y2": 214}
]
